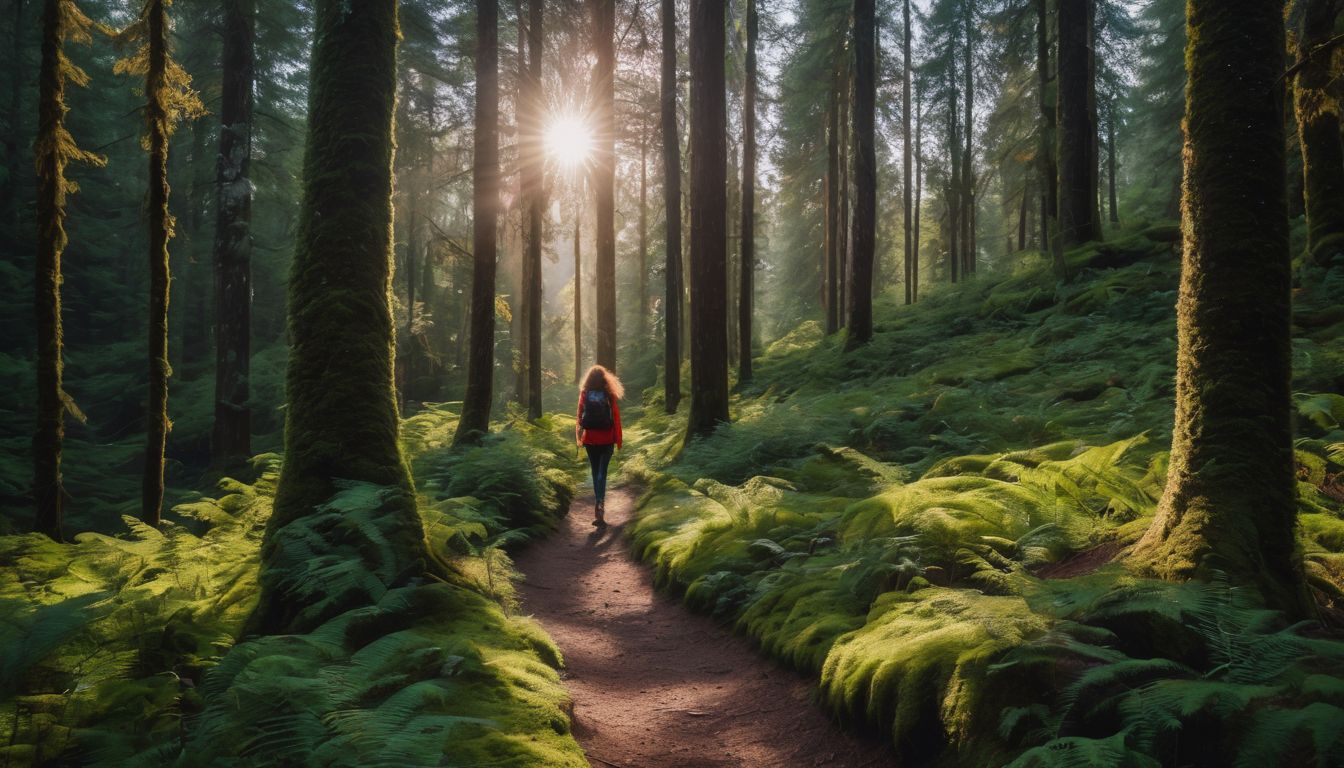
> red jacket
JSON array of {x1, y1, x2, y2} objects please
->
[{"x1": 577, "y1": 391, "x2": 622, "y2": 447}]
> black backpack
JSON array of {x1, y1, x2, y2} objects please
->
[{"x1": 580, "y1": 389, "x2": 613, "y2": 429}]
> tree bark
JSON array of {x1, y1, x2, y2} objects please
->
[
  {"x1": 594, "y1": 0, "x2": 617, "y2": 368},
  {"x1": 845, "y1": 0, "x2": 875, "y2": 348},
  {"x1": 913, "y1": 92, "x2": 921, "y2": 302},
  {"x1": 142, "y1": 0, "x2": 172, "y2": 526},
  {"x1": 524, "y1": 0, "x2": 543, "y2": 420},
  {"x1": 1106, "y1": 100, "x2": 1119, "y2": 223},
  {"x1": 661, "y1": 0, "x2": 682, "y2": 413},
  {"x1": 1290, "y1": 0, "x2": 1344, "y2": 266},
  {"x1": 947, "y1": 62, "x2": 960, "y2": 284},
  {"x1": 574, "y1": 212, "x2": 583, "y2": 383},
  {"x1": 838, "y1": 67, "x2": 850, "y2": 326},
  {"x1": 961, "y1": 2, "x2": 975, "y2": 277},
  {"x1": 639, "y1": 123, "x2": 650, "y2": 348},
  {"x1": 825, "y1": 71, "x2": 840, "y2": 334},
  {"x1": 456, "y1": 0, "x2": 501, "y2": 445},
  {"x1": 4, "y1": 0, "x2": 23, "y2": 235},
  {"x1": 902, "y1": 0, "x2": 913, "y2": 306},
  {"x1": 34, "y1": 0, "x2": 100, "y2": 540},
  {"x1": 1128, "y1": 0, "x2": 1310, "y2": 617},
  {"x1": 686, "y1": 0, "x2": 728, "y2": 438},
  {"x1": 1036, "y1": 0, "x2": 1059, "y2": 268},
  {"x1": 1056, "y1": 0, "x2": 1100, "y2": 251},
  {"x1": 738, "y1": 0, "x2": 756, "y2": 379},
  {"x1": 212, "y1": 0, "x2": 254, "y2": 469}
]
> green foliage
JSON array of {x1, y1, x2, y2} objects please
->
[
  {"x1": 625, "y1": 232, "x2": 1344, "y2": 765},
  {"x1": 0, "y1": 416, "x2": 584, "y2": 765}
]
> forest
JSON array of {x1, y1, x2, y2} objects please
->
[{"x1": 2, "y1": 0, "x2": 1344, "y2": 764}]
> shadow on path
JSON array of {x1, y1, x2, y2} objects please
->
[{"x1": 514, "y1": 486, "x2": 895, "y2": 768}]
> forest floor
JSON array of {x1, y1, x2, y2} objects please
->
[{"x1": 515, "y1": 486, "x2": 894, "y2": 768}]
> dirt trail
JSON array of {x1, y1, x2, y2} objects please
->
[{"x1": 514, "y1": 487, "x2": 893, "y2": 768}]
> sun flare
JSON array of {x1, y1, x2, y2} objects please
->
[{"x1": 544, "y1": 114, "x2": 594, "y2": 169}]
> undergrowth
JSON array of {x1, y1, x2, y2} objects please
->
[
  {"x1": 0, "y1": 407, "x2": 586, "y2": 767},
  {"x1": 625, "y1": 226, "x2": 1344, "y2": 766}
]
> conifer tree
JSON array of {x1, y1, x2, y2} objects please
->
[
  {"x1": 456, "y1": 0, "x2": 501, "y2": 445},
  {"x1": 522, "y1": 0, "x2": 543, "y2": 419},
  {"x1": 211, "y1": 0, "x2": 255, "y2": 468},
  {"x1": 845, "y1": 0, "x2": 875, "y2": 347},
  {"x1": 33, "y1": 0, "x2": 104, "y2": 540},
  {"x1": 902, "y1": 0, "x2": 913, "y2": 305},
  {"x1": 686, "y1": 0, "x2": 728, "y2": 438},
  {"x1": 739, "y1": 0, "x2": 757, "y2": 377},
  {"x1": 1056, "y1": 0, "x2": 1100, "y2": 251},
  {"x1": 113, "y1": 0, "x2": 204, "y2": 524},
  {"x1": 661, "y1": 0, "x2": 683, "y2": 413},
  {"x1": 594, "y1": 0, "x2": 617, "y2": 368},
  {"x1": 1288, "y1": 0, "x2": 1344, "y2": 267},
  {"x1": 254, "y1": 0, "x2": 431, "y2": 633},
  {"x1": 1129, "y1": 0, "x2": 1310, "y2": 617}
]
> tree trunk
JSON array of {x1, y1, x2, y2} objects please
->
[
  {"x1": 574, "y1": 212, "x2": 583, "y2": 383},
  {"x1": 524, "y1": 0, "x2": 543, "y2": 420},
  {"x1": 686, "y1": 0, "x2": 728, "y2": 438},
  {"x1": 738, "y1": 0, "x2": 756, "y2": 379},
  {"x1": 845, "y1": 0, "x2": 875, "y2": 348},
  {"x1": 456, "y1": 0, "x2": 500, "y2": 445},
  {"x1": 902, "y1": 0, "x2": 913, "y2": 306},
  {"x1": 913, "y1": 93, "x2": 922, "y2": 302},
  {"x1": 1037, "y1": 0, "x2": 1059, "y2": 268},
  {"x1": 142, "y1": 0, "x2": 172, "y2": 526},
  {"x1": 594, "y1": 0, "x2": 617, "y2": 368},
  {"x1": 825, "y1": 72, "x2": 840, "y2": 334},
  {"x1": 1290, "y1": 0, "x2": 1344, "y2": 266},
  {"x1": 661, "y1": 0, "x2": 682, "y2": 413},
  {"x1": 4, "y1": 0, "x2": 24, "y2": 235},
  {"x1": 212, "y1": 0, "x2": 254, "y2": 470},
  {"x1": 1128, "y1": 0, "x2": 1310, "y2": 617},
  {"x1": 1106, "y1": 101, "x2": 1119, "y2": 223},
  {"x1": 639, "y1": 124, "x2": 650, "y2": 348},
  {"x1": 838, "y1": 67, "x2": 850, "y2": 326},
  {"x1": 34, "y1": 0, "x2": 100, "y2": 540},
  {"x1": 1056, "y1": 0, "x2": 1100, "y2": 251},
  {"x1": 1018, "y1": 180, "x2": 1029, "y2": 250},
  {"x1": 961, "y1": 3, "x2": 975, "y2": 277},
  {"x1": 948, "y1": 64, "x2": 960, "y2": 284}
]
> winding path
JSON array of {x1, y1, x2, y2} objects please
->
[{"x1": 514, "y1": 487, "x2": 894, "y2": 768}]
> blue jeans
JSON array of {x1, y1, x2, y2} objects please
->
[{"x1": 585, "y1": 443, "x2": 615, "y2": 504}]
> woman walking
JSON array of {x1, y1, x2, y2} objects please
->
[{"x1": 576, "y1": 365, "x2": 623, "y2": 525}]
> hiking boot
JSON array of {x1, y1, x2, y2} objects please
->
[{"x1": 592, "y1": 501, "x2": 606, "y2": 526}]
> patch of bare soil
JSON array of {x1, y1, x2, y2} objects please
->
[{"x1": 515, "y1": 487, "x2": 894, "y2": 768}]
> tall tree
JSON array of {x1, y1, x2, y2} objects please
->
[
  {"x1": 1055, "y1": 0, "x2": 1100, "y2": 251},
  {"x1": 738, "y1": 0, "x2": 757, "y2": 379},
  {"x1": 4, "y1": 0, "x2": 26, "y2": 234},
  {"x1": 574, "y1": 210, "x2": 583, "y2": 383},
  {"x1": 824, "y1": 69, "x2": 840, "y2": 332},
  {"x1": 639, "y1": 120, "x2": 650, "y2": 347},
  {"x1": 960, "y1": 0, "x2": 975, "y2": 277},
  {"x1": 523, "y1": 0, "x2": 543, "y2": 419},
  {"x1": 1128, "y1": 0, "x2": 1310, "y2": 616},
  {"x1": 594, "y1": 0, "x2": 617, "y2": 368},
  {"x1": 1036, "y1": 0, "x2": 1058, "y2": 267},
  {"x1": 212, "y1": 0, "x2": 255, "y2": 469},
  {"x1": 128, "y1": 0, "x2": 203, "y2": 525},
  {"x1": 1288, "y1": 0, "x2": 1344, "y2": 267},
  {"x1": 686, "y1": 0, "x2": 728, "y2": 438},
  {"x1": 661, "y1": 0, "x2": 682, "y2": 413},
  {"x1": 33, "y1": 0, "x2": 103, "y2": 540},
  {"x1": 901, "y1": 0, "x2": 913, "y2": 305},
  {"x1": 254, "y1": 0, "x2": 429, "y2": 634},
  {"x1": 456, "y1": 0, "x2": 501, "y2": 445},
  {"x1": 845, "y1": 0, "x2": 875, "y2": 347}
]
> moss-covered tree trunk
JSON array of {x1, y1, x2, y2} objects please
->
[
  {"x1": 594, "y1": 0, "x2": 617, "y2": 369},
  {"x1": 33, "y1": 0, "x2": 100, "y2": 541},
  {"x1": 142, "y1": 0, "x2": 172, "y2": 526},
  {"x1": 686, "y1": 0, "x2": 728, "y2": 439},
  {"x1": 845, "y1": 0, "x2": 875, "y2": 348},
  {"x1": 253, "y1": 0, "x2": 430, "y2": 634},
  {"x1": 661, "y1": 0, "x2": 683, "y2": 413},
  {"x1": 1289, "y1": 0, "x2": 1344, "y2": 267},
  {"x1": 1128, "y1": 0, "x2": 1311, "y2": 617},
  {"x1": 455, "y1": 0, "x2": 500, "y2": 445},
  {"x1": 211, "y1": 0, "x2": 254, "y2": 469},
  {"x1": 1056, "y1": 0, "x2": 1100, "y2": 252},
  {"x1": 738, "y1": 0, "x2": 756, "y2": 376}
]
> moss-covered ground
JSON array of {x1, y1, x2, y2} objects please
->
[
  {"x1": 622, "y1": 224, "x2": 1344, "y2": 766},
  {"x1": 0, "y1": 407, "x2": 588, "y2": 766}
]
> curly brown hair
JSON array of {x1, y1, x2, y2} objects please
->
[{"x1": 580, "y1": 365, "x2": 625, "y2": 400}]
